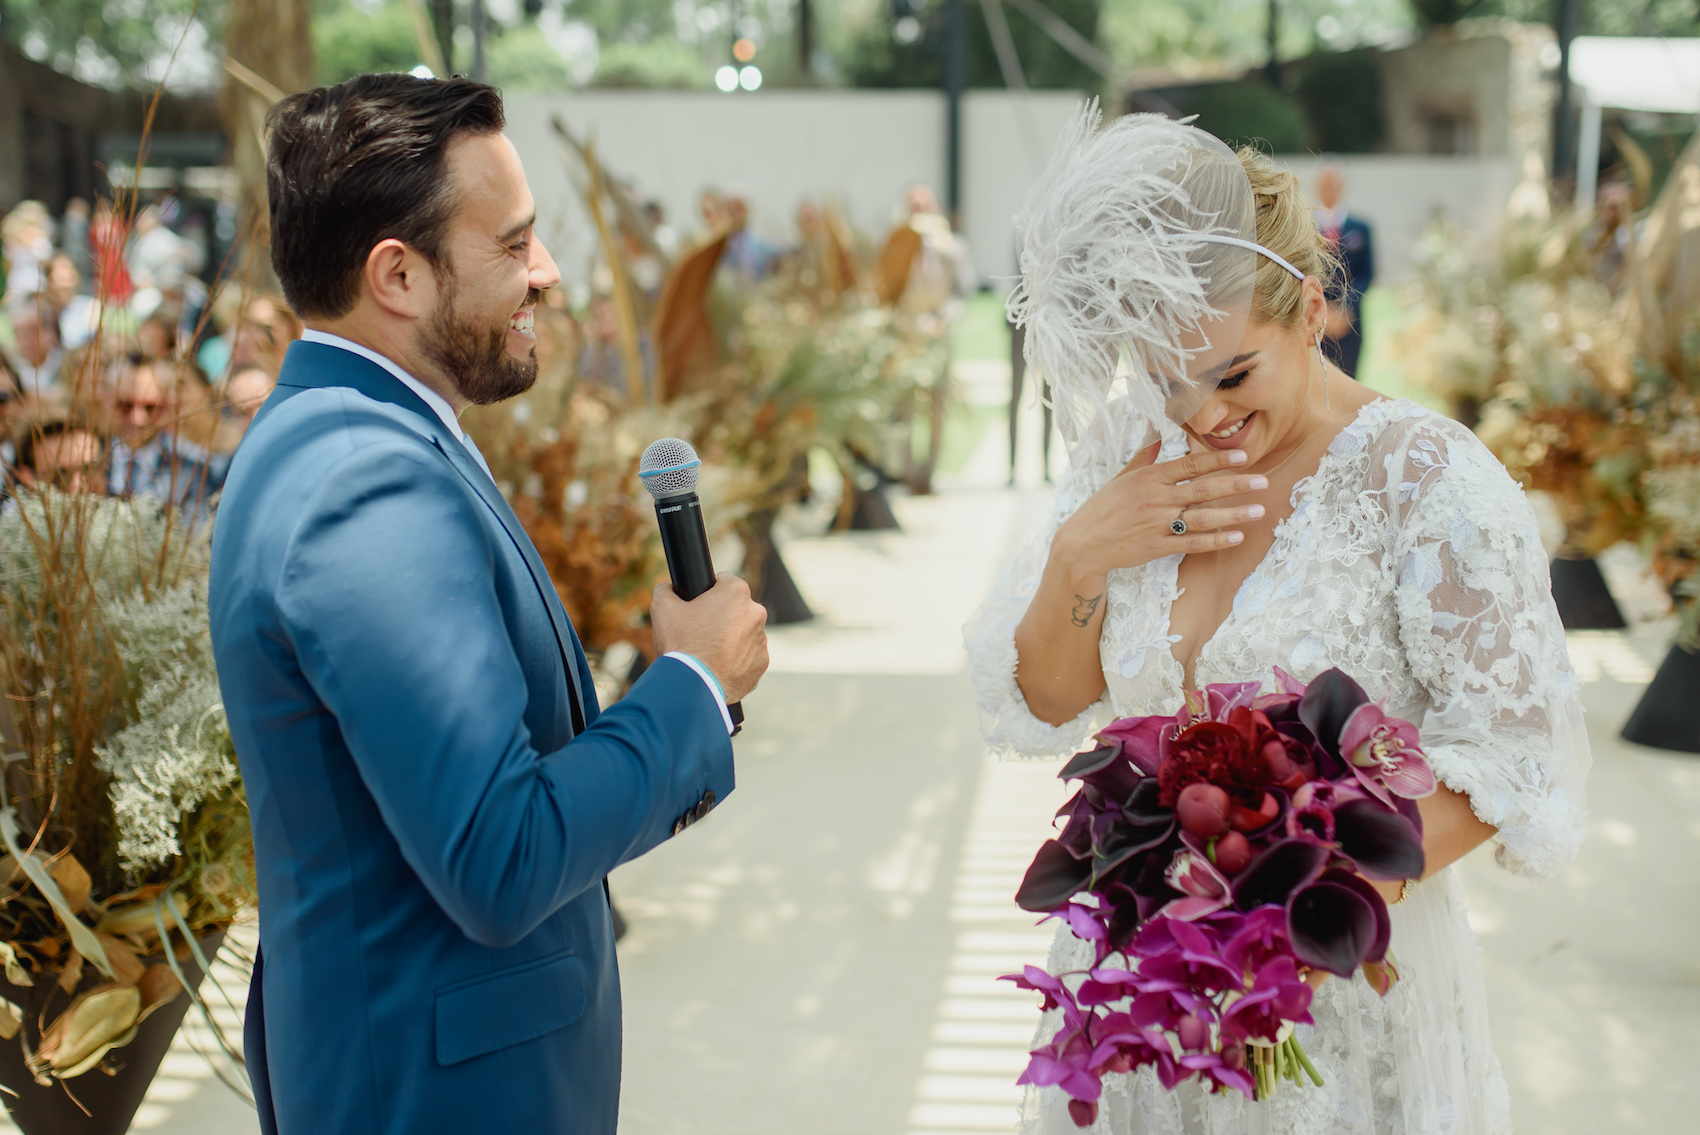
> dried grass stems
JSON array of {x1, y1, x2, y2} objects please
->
[{"x1": 0, "y1": 53, "x2": 262, "y2": 1094}]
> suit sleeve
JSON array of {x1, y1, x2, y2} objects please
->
[{"x1": 275, "y1": 439, "x2": 734, "y2": 949}]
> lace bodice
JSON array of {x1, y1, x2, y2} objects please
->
[{"x1": 964, "y1": 398, "x2": 1590, "y2": 1134}]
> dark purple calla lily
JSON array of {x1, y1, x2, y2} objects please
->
[
  {"x1": 1332, "y1": 798, "x2": 1426, "y2": 881},
  {"x1": 1287, "y1": 877, "x2": 1380, "y2": 977},
  {"x1": 1229, "y1": 838, "x2": 1330, "y2": 911},
  {"x1": 1297, "y1": 667, "x2": 1371, "y2": 764},
  {"x1": 1315, "y1": 868, "x2": 1391, "y2": 962},
  {"x1": 1016, "y1": 839, "x2": 1094, "y2": 912}
]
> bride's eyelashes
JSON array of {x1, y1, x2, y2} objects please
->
[{"x1": 1217, "y1": 370, "x2": 1251, "y2": 391}]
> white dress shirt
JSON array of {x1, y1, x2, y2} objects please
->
[{"x1": 299, "y1": 329, "x2": 734, "y2": 735}]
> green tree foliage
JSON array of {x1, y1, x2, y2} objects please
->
[
  {"x1": 1294, "y1": 49, "x2": 1384, "y2": 152},
  {"x1": 591, "y1": 40, "x2": 713, "y2": 88},
  {"x1": 844, "y1": 0, "x2": 1103, "y2": 90},
  {"x1": 1178, "y1": 80, "x2": 1309, "y2": 152},
  {"x1": 0, "y1": 0, "x2": 218, "y2": 88},
  {"x1": 313, "y1": 1, "x2": 422, "y2": 85}
]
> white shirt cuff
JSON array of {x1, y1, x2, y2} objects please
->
[{"x1": 664, "y1": 652, "x2": 735, "y2": 736}]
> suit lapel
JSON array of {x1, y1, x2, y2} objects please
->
[{"x1": 274, "y1": 341, "x2": 589, "y2": 734}]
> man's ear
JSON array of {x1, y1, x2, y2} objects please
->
[{"x1": 361, "y1": 238, "x2": 442, "y2": 321}]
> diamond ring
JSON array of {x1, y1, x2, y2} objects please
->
[{"x1": 1170, "y1": 514, "x2": 1188, "y2": 536}]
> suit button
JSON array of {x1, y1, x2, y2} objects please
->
[
  {"x1": 694, "y1": 789, "x2": 716, "y2": 820},
  {"x1": 672, "y1": 815, "x2": 688, "y2": 836}
]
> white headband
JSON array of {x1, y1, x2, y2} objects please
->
[{"x1": 1188, "y1": 233, "x2": 1306, "y2": 281}]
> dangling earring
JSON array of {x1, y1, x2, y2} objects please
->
[{"x1": 1315, "y1": 331, "x2": 1330, "y2": 412}]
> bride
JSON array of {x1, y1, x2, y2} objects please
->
[{"x1": 966, "y1": 108, "x2": 1589, "y2": 1134}]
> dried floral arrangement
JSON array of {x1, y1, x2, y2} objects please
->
[
  {"x1": 1399, "y1": 212, "x2": 1644, "y2": 555},
  {"x1": 466, "y1": 128, "x2": 948, "y2": 664},
  {"x1": 1626, "y1": 136, "x2": 1700, "y2": 647},
  {"x1": 0, "y1": 489, "x2": 251, "y2": 1092}
]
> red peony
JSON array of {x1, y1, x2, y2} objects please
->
[{"x1": 1158, "y1": 709, "x2": 1284, "y2": 808}]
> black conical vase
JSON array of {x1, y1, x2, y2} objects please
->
[
  {"x1": 0, "y1": 929, "x2": 228, "y2": 1135},
  {"x1": 739, "y1": 509, "x2": 813, "y2": 625},
  {"x1": 1622, "y1": 644, "x2": 1700, "y2": 753},
  {"x1": 1549, "y1": 555, "x2": 1627, "y2": 629}
]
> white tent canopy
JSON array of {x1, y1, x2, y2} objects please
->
[
  {"x1": 1567, "y1": 36, "x2": 1699, "y2": 213},
  {"x1": 1569, "y1": 36, "x2": 1700, "y2": 115}
]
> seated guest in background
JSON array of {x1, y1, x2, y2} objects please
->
[
  {"x1": 6, "y1": 303, "x2": 63, "y2": 396},
  {"x1": 224, "y1": 365, "x2": 276, "y2": 435},
  {"x1": 44, "y1": 255, "x2": 100, "y2": 352},
  {"x1": 0, "y1": 356, "x2": 23, "y2": 497},
  {"x1": 106, "y1": 357, "x2": 234, "y2": 518},
  {"x1": 12, "y1": 407, "x2": 107, "y2": 495}
]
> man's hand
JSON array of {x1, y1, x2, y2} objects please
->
[
  {"x1": 1323, "y1": 302, "x2": 1353, "y2": 340},
  {"x1": 652, "y1": 573, "x2": 769, "y2": 703}
]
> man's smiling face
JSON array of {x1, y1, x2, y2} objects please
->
[{"x1": 418, "y1": 131, "x2": 561, "y2": 405}]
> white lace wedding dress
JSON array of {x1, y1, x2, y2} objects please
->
[{"x1": 965, "y1": 398, "x2": 1590, "y2": 1135}]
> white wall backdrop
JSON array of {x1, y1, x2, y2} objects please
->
[
  {"x1": 503, "y1": 89, "x2": 1082, "y2": 294},
  {"x1": 503, "y1": 91, "x2": 1518, "y2": 295}
]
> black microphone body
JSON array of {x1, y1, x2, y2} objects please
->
[
  {"x1": 653, "y1": 492, "x2": 717, "y2": 600},
  {"x1": 650, "y1": 491, "x2": 745, "y2": 732}
]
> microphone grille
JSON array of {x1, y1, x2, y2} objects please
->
[{"x1": 638, "y1": 437, "x2": 702, "y2": 499}]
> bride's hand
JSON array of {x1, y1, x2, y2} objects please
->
[{"x1": 1050, "y1": 443, "x2": 1270, "y2": 577}]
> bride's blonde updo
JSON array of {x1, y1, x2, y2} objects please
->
[{"x1": 1237, "y1": 147, "x2": 1342, "y2": 330}]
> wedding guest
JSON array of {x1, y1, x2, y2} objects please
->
[
  {"x1": 44, "y1": 255, "x2": 100, "y2": 351},
  {"x1": 106, "y1": 358, "x2": 233, "y2": 519},
  {"x1": 59, "y1": 198, "x2": 95, "y2": 286},
  {"x1": 1, "y1": 201, "x2": 54, "y2": 304},
  {"x1": 1314, "y1": 166, "x2": 1374, "y2": 377},
  {"x1": 126, "y1": 202, "x2": 194, "y2": 293},
  {"x1": 721, "y1": 192, "x2": 778, "y2": 281},
  {"x1": 89, "y1": 200, "x2": 134, "y2": 305},
  {"x1": 1587, "y1": 181, "x2": 1634, "y2": 296},
  {"x1": 0, "y1": 355, "x2": 22, "y2": 496},
  {"x1": 12, "y1": 408, "x2": 107, "y2": 495},
  {"x1": 6, "y1": 304, "x2": 63, "y2": 396},
  {"x1": 224, "y1": 366, "x2": 276, "y2": 434}
]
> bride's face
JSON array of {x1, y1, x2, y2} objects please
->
[{"x1": 1179, "y1": 278, "x2": 1329, "y2": 467}]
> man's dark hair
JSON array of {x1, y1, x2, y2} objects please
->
[{"x1": 266, "y1": 74, "x2": 506, "y2": 319}]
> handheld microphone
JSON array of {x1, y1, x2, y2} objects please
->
[{"x1": 638, "y1": 438, "x2": 744, "y2": 733}]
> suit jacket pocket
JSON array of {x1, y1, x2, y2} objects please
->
[{"x1": 435, "y1": 949, "x2": 586, "y2": 1066}]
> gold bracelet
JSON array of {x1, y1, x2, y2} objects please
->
[{"x1": 1392, "y1": 877, "x2": 1418, "y2": 906}]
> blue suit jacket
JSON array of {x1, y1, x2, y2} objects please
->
[
  {"x1": 209, "y1": 340, "x2": 734, "y2": 1134},
  {"x1": 1335, "y1": 214, "x2": 1374, "y2": 314}
]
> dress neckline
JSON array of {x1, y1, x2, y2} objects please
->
[{"x1": 1162, "y1": 396, "x2": 1402, "y2": 690}]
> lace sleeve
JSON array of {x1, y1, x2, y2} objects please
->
[
  {"x1": 1386, "y1": 416, "x2": 1591, "y2": 881},
  {"x1": 964, "y1": 456, "x2": 1111, "y2": 761}
]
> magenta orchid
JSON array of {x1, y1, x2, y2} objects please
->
[{"x1": 1339, "y1": 699, "x2": 1437, "y2": 805}]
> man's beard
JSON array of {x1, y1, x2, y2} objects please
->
[{"x1": 419, "y1": 281, "x2": 539, "y2": 406}]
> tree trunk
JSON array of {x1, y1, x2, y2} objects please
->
[{"x1": 221, "y1": 0, "x2": 316, "y2": 291}]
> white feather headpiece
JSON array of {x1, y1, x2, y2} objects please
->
[{"x1": 1007, "y1": 103, "x2": 1258, "y2": 463}]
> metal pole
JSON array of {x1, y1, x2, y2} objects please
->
[
  {"x1": 1264, "y1": 0, "x2": 1280, "y2": 86},
  {"x1": 1574, "y1": 94, "x2": 1602, "y2": 215},
  {"x1": 431, "y1": 0, "x2": 454, "y2": 76},
  {"x1": 471, "y1": 0, "x2": 488, "y2": 82},
  {"x1": 797, "y1": 0, "x2": 814, "y2": 81},
  {"x1": 945, "y1": 0, "x2": 965, "y2": 222},
  {"x1": 1552, "y1": 0, "x2": 1581, "y2": 184}
]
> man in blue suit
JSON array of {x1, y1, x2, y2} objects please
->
[
  {"x1": 1315, "y1": 166, "x2": 1375, "y2": 377},
  {"x1": 208, "y1": 74, "x2": 769, "y2": 1133}
]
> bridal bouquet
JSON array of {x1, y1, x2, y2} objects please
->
[{"x1": 1005, "y1": 669, "x2": 1436, "y2": 1124}]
